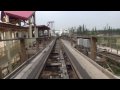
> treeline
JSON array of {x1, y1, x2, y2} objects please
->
[
  {"x1": 67, "y1": 24, "x2": 120, "y2": 36},
  {"x1": 68, "y1": 24, "x2": 91, "y2": 36}
]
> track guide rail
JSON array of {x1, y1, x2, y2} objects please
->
[{"x1": 4, "y1": 39, "x2": 56, "y2": 79}]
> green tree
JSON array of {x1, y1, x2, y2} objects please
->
[
  {"x1": 77, "y1": 25, "x2": 82, "y2": 36},
  {"x1": 91, "y1": 28, "x2": 95, "y2": 35}
]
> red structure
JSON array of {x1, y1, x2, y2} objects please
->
[
  {"x1": 1, "y1": 11, "x2": 35, "y2": 20},
  {"x1": 1, "y1": 11, "x2": 36, "y2": 38},
  {"x1": 1, "y1": 11, "x2": 36, "y2": 28}
]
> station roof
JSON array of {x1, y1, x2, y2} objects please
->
[
  {"x1": 36, "y1": 25, "x2": 50, "y2": 30},
  {"x1": 1, "y1": 11, "x2": 35, "y2": 20}
]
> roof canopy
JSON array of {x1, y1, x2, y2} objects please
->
[
  {"x1": 36, "y1": 25, "x2": 50, "y2": 30},
  {"x1": 1, "y1": 11, "x2": 35, "y2": 20}
]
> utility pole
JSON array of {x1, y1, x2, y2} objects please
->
[{"x1": 47, "y1": 21, "x2": 54, "y2": 36}]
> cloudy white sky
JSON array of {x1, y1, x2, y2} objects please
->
[{"x1": 36, "y1": 11, "x2": 120, "y2": 30}]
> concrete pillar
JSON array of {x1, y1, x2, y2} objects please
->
[
  {"x1": 2, "y1": 32, "x2": 4, "y2": 40},
  {"x1": 18, "y1": 20, "x2": 21, "y2": 26},
  {"x1": 28, "y1": 17, "x2": 33, "y2": 48},
  {"x1": 90, "y1": 37, "x2": 97, "y2": 61},
  {"x1": 0, "y1": 32, "x2": 1, "y2": 40},
  {"x1": 5, "y1": 31, "x2": 13, "y2": 72},
  {"x1": 18, "y1": 31, "x2": 22, "y2": 38},
  {"x1": 20, "y1": 39, "x2": 27, "y2": 62},
  {"x1": 36, "y1": 38, "x2": 39, "y2": 51},
  {"x1": 48, "y1": 30, "x2": 50, "y2": 37},
  {"x1": 14, "y1": 32, "x2": 16, "y2": 38},
  {"x1": 1, "y1": 32, "x2": 4, "y2": 40},
  {"x1": 35, "y1": 28, "x2": 38, "y2": 38},
  {"x1": 5, "y1": 15, "x2": 9, "y2": 23},
  {"x1": 0, "y1": 67, "x2": 2, "y2": 79},
  {"x1": 29, "y1": 17, "x2": 33, "y2": 38},
  {"x1": 42, "y1": 30, "x2": 44, "y2": 36},
  {"x1": 3, "y1": 32, "x2": 6, "y2": 59},
  {"x1": 35, "y1": 27, "x2": 39, "y2": 51},
  {"x1": 33, "y1": 13, "x2": 36, "y2": 36}
]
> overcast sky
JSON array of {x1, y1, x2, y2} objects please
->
[
  {"x1": 1, "y1": 11, "x2": 120, "y2": 30},
  {"x1": 36, "y1": 11, "x2": 120, "y2": 30}
]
